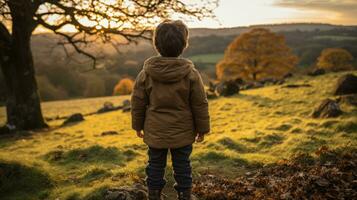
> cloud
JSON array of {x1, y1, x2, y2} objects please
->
[{"x1": 274, "y1": 0, "x2": 357, "y2": 24}]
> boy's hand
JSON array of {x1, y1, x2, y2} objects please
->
[
  {"x1": 136, "y1": 130, "x2": 144, "y2": 138},
  {"x1": 196, "y1": 133, "x2": 205, "y2": 143}
]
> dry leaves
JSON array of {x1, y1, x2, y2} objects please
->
[{"x1": 193, "y1": 147, "x2": 357, "y2": 200}]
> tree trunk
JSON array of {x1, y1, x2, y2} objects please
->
[
  {"x1": 252, "y1": 59, "x2": 258, "y2": 81},
  {"x1": 1, "y1": 0, "x2": 47, "y2": 131}
]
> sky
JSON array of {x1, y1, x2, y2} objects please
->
[
  {"x1": 33, "y1": 0, "x2": 357, "y2": 33},
  {"x1": 186, "y1": 0, "x2": 357, "y2": 28}
]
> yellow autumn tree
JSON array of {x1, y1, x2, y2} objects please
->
[
  {"x1": 317, "y1": 48, "x2": 354, "y2": 71},
  {"x1": 113, "y1": 78, "x2": 134, "y2": 96},
  {"x1": 216, "y1": 28, "x2": 298, "y2": 81}
]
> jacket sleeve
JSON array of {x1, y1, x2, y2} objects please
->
[
  {"x1": 131, "y1": 70, "x2": 148, "y2": 131},
  {"x1": 190, "y1": 69, "x2": 210, "y2": 134}
]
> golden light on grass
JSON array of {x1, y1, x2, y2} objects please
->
[{"x1": 1, "y1": 71, "x2": 356, "y2": 199}]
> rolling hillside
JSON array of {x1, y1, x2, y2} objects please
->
[
  {"x1": 1, "y1": 23, "x2": 357, "y2": 104},
  {"x1": 0, "y1": 71, "x2": 356, "y2": 199}
]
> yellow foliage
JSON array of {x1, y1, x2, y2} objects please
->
[
  {"x1": 113, "y1": 78, "x2": 134, "y2": 95},
  {"x1": 217, "y1": 28, "x2": 298, "y2": 81},
  {"x1": 317, "y1": 48, "x2": 354, "y2": 71}
]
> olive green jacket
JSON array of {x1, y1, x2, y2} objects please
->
[{"x1": 131, "y1": 56, "x2": 210, "y2": 148}]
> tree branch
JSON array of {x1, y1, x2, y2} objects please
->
[{"x1": 29, "y1": 0, "x2": 218, "y2": 69}]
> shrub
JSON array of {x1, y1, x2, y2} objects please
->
[
  {"x1": 317, "y1": 48, "x2": 354, "y2": 72},
  {"x1": 113, "y1": 78, "x2": 134, "y2": 95}
]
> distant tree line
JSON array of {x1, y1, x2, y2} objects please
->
[
  {"x1": 1, "y1": 27, "x2": 356, "y2": 104},
  {"x1": 0, "y1": 49, "x2": 153, "y2": 103},
  {"x1": 184, "y1": 28, "x2": 357, "y2": 67}
]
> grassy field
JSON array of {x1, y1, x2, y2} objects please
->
[
  {"x1": 0, "y1": 71, "x2": 356, "y2": 200},
  {"x1": 313, "y1": 35, "x2": 357, "y2": 41},
  {"x1": 0, "y1": 96, "x2": 128, "y2": 125},
  {"x1": 189, "y1": 53, "x2": 224, "y2": 64}
]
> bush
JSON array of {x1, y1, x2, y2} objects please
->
[
  {"x1": 113, "y1": 78, "x2": 134, "y2": 95},
  {"x1": 317, "y1": 48, "x2": 354, "y2": 72}
]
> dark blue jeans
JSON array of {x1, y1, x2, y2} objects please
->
[{"x1": 146, "y1": 144, "x2": 193, "y2": 192}]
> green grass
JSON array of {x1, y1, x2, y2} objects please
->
[
  {"x1": 44, "y1": 145, "x2": 137, "y2": 166},
  {"x1": 0, "y1": 161, "x2": 53, "y2": 200},
  {"x1": 189, "y1": 53, "x2": 224, "y2": 64},
  {"x1": 0, "y1": 71, "x2": 356, "y2": 199}
]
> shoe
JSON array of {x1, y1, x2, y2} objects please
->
[
  {"x1": 177, "y1": 189, "x2": 197, "y2": 200},
  {"x1": 148, "y1": 189, "x2": 163, "y2": 200}
]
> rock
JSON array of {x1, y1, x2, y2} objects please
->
[
  {"x1": 283, "y1": 84, "x2": 311, "y2": 88},
  {"x1": 336, "y1": 94, "x2": 357, "y2": 106},
  {"x1": 206, "y1": 90, "x2": 218, "y2": 99},
  {"x1": 259, "y1": 78, "x2": 278, "y2": 85},
  {"x1": 62, "y1": 113, "x2": 84, "y2": 125},
  {"x1": 283, "y1": 72, "x2": 293, "y2": 79},
  {"x1": 312, "y1": 99, "x2": 343, "y2": 118},
  {"x1": 122, "y1": 99, "x2": 130, "y2": 107},
  {"x1": 276, "y1": 79, "x2": 286, "y2": 85},
  {"x1": 234, "y1": 77, "x2": 244, "y2": 85},
  {"x1": 215, "y1": 80, "x2": 240, "y2": 96},
  {"x1": 333, "y1": 74, "x2": 357, "y2": 95},
  {"x1": 97, "y1": 102, "x2": 119, "y2": 114},
  {"x1": 101, "y1": 131, "x2": 119, "y2": 136},
  {"x1": 122, "y1": 100, "x2": 131, "y2": 112},
  {"x1": 308, "y1": 68, "x2": 325, "y2": 76}
]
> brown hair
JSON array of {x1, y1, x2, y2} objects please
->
[{"x1": 153, "y1": 20, "x2": 189, "y2": 57}]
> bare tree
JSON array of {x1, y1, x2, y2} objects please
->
[{"x1": 0, "y1": 0, "x2": 217, "y2": 131}]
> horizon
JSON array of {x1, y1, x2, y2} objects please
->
[
  {"x1": 33, "y1": 22, "x2": 356, "y2": 35},
  {"x1": 186, "y1": 22, "x2": 357, "y2": 30},
  {"x1": 185, "y1": 0, "x2": 357, "y2": 28}
]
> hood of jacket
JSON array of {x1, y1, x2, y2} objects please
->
[{"x1": 143, "y1": 56, "x2": 194, "y2": 83}]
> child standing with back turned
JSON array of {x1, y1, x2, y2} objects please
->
[{"x1": 131, "y1": 20, "x2": 210, "y2": 200}]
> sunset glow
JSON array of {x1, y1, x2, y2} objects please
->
[
  {"x1": 187, "y1": 0, "x2": 357, "y2": 28},
  {"x1": 37, "y1": 0, "x2": 357, "y2": 33}
]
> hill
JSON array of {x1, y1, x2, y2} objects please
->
[
  {"x1": 29, "y1": 23, "x2": 357, "y2": 66},
  {"x1": 1, "y1": 23, "x2": 357, "y2": 103},
  {"x1": 189, "y1": 23, "x2": 355, "y2": 37},
  {"x1": 0, "y1": 71, "x2": 356, "y2": 199}
]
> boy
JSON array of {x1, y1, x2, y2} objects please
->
[{"x1": 131, "y1": 20, "x2": 210, "y2": 200}]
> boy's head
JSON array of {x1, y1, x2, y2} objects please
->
[{"x1": 153, "y1": 20, "x2": 189, "y2": 57}]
